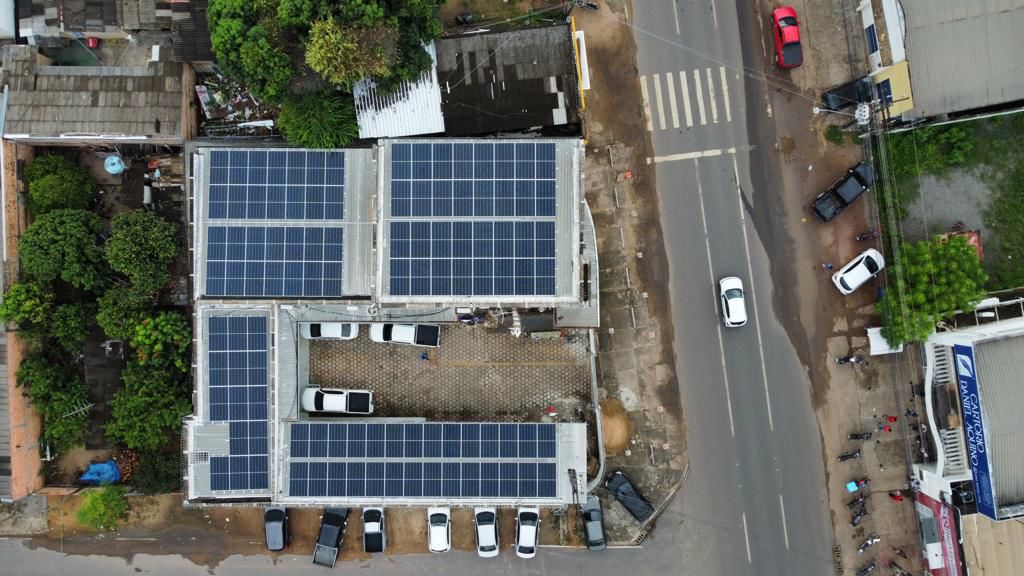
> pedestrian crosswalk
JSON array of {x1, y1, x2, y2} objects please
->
[{"x1": 640, "y1": 66, "x2": 737, "y2": 132}]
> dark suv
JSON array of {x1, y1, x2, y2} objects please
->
[
  {"x1": 821, "y1": 77, "x2": 873, "y2": 111},
  {"x1": 605, "y1": 471, "x2": 654, "y2": 523},
  {"x1": 812, "y1": 162, "x2": 877, "y2": 222},
  {"x1": 263, "y1": 506, "x2": 290, "y2": 552}
]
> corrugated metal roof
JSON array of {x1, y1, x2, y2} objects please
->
[
  {"x1": 353, "y1": 43, "x2": 444, "y2": 139},
  {"x1": 903, "y1": 0, "x2": 1024, "y2": 118},
  {"x1": 973, "y1": 336, "x2": 1024, "y2": 508}
]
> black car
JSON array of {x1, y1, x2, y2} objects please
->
[
  {"x1": 263, "y1": 506, "x2": 290, "y2": 552},
  {"x1": 821, "y1": 77, "x2": 874, "y2": 111},
  {"x1": 605, "y1": 471, "x2": 654, "y2": 523},
  {"x1": 313, "y1": 508, "x2": 350, "y2": 568},
  {"x1": 812, "y1": 162, "x2": 877, "y2": 222}
]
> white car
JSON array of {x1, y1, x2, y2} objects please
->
[
  {"x1": 368, "y1": 323, "x2": 440, "y2": 347},
  {"x1": 474, "y1": 507, "x2": 499, "y2": 558},
  {"x1": 718, "y1": 276, "x2": 748, "y2": 327},
  {"x1": 301, "y1": 387, "x2": 374, "y2": 415},
  {"x1": 514, "y1": 507, "x2": 541, "y2": 559},
  {"x1": 300, "y1": 322, "x2": 359, "y2": 340},
  {"x1": 427, "y1": 507, "x2": 451, "y2": 553},
  {"x1": 832, "y1": 248, "x2": 885, "y2": 295}
]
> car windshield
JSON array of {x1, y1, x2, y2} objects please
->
[
  {"x1": 779, "y1": 16, "x2": 797, "y2": 27},
  {"x1": 477, "y1": 512, "x2": 495, "y2": 524},
  {"x1": 519, "y1": 545, "x2": 535, "y2": 554},
  {"x1": 480, "y1": 542, "x2": 496, "y2": 552},
  {"x1": 430, "y1": 514, "x2": 447, "y2": 526},
  {"x1": 519, "y1": 513, "x2": 538, "y2": 525},
  {"x1": 840, "y1": 278, "x2": 852, "y2": 291},
  {"x1": 725, "y1": 288, "x2": 743, "y2": 300},
  {"x1": 863, "y1": 256, "x2": 879, "y2": 274}
]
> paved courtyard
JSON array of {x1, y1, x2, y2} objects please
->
[{"x1": 308, "y1": 325, "x2": 592, "y2": 422}]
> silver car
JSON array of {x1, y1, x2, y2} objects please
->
[{"x1": 582, "y1": 496, "x2": 607, "y2": 551}]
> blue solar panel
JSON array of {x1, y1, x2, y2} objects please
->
[
  {"x1": 208, "y1": 316, "x2": 270, "y2": 492},
  {"x1": 205, "y1": 226, "x2": 344, "y2": 297},
  {"x1": 208, "y1": 150, "x2": 344, "y2": 220},
  {"x1": 388, "y1": 220, "x2": 556, "y2": 296},
  {"x1": 390, "y1": 142, "x2": 555, "y2": 218}
]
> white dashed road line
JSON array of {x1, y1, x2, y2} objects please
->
[
  {"x1": 693, "y1": 69, "x2": 707, "y2": 125},
  {"x1": 779, "y1": 494, "x2": 791, "y2": 550},
  {"x1": 679, "y1": 71, "x2": 694, "y2": 128},
  {"x1": 640, "y1": 75, "x2": 654, "y2": 132},
  {"x1": 666, "y1": 72, "x2": 680, "y2": 129},
  {"x1": 720, "y1": 66, "x2": 732, "y2": 122},
  {"x1": 706, "y1": 68, "x2": 719, "y2": 124},
  {"x1": 742, "y1": 512, "x2": 752, "y2": 563},
  {"x1": 653, "y1": 73, "x2": 667, "y2": 131}
]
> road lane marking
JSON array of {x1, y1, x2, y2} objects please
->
[
  {"x1": 694, "y1": 159, "x2": 736, "y2": 438},
  {"x1": 693, "y1": 70, "x2": 707, "y2": 125},
  {"x1": 732, "y1": 155, "x2": 775, "y2": 432},
  {"x1": 650, "y1": 145, "x2": 756, "y2": 164},
  {"x1": 719, "y1": 66, "x2": 732, "y2": 122},
  {"x1": 673, "y1": 0, "x2": 681, "y2": 35},
  {"x1": 653, "y1": 73, "x2": 667, "y2": 130},
  {"x1": 679, "y1": 71, "x2": 694, "y2": 127},
  {"x1": 757, "y1": 11, "x2": 767, "y2": 58},
  {"x1": 666, "y1": 71, "x2": 680, "y2": 128},
  {"x1": 639, "y1": 75, "x2": 653, "y2": 132},
  {"x1": 710, "y1": 0, "x2": 719, "y2": 29},
  {"x1": 779, "y1": 494, "x2": 791, "y2": 550},
  {"x1": 706, "y1": 68, "x2": 719, "y2": 124},
  {"x1": 742, "y1": 512, "x2": 752, "y2": 563}
]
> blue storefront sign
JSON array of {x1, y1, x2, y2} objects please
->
[{"x1": 953, "y1": 344, "x2": 998, "y2": 519}]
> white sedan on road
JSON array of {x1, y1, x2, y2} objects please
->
[
  {"x1": 718, "y1": 276, "x2": 748, "y2": 327},
  {"x1": 832, "y1": 248, "x2": 885, "y2": 295}
]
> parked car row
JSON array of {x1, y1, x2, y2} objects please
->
[
  {"x1": 264, "y1": 506, "x2": 559, "y2": 560},
  {"x1": 300, "y1": 322, "x2": 441, "y2": 347}
]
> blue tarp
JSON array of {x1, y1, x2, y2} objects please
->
[{"x1": 79, "y1": 459, "x2": 121, "y2": 485}]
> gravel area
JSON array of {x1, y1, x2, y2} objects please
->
[{"x1": 899, "y1": 169, "x2": 992, "y2": 242}]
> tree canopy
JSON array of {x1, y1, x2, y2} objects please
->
[
  {"x1": 879, "y1": 235, "x2": 989, "y2": 345},
  {"x1": 277, "y1": 90, "x2": 359, "y2": 148},
  {"x1": 24, "y1": 155, "x2": 96, "y2": 215},
  {"x1": 16, "y1": 353, "x2": 90, "y2": 452},
  {"x1": 106, "y1": 210, "x2": 179, "y2": 296},
  {"x1": 96, "y1": 284, "x2": 151, "y2": 341},
  {"x1": 20, "y1": 209, "x2": 106, "y2": 292},
  {"x1": 0, "y1": 282, "x2": 54, "y2": 327},
  {"x1": 106, "y1": 362, "x2": 191, "y2": 452}
]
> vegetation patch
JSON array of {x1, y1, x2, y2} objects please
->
[{"x1": 76, "y1": 486, "x2": 129, "y2": 531}]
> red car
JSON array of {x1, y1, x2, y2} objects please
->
[{"x1": 772, "y1": 6, "x2": 803, "y2": 69}]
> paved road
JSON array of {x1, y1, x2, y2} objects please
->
[{"x1": 630, "y1": 1, "x2": 834, "y2": 575}]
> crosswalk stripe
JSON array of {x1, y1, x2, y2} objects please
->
[
  {"x1": 693, "y1": 69, "x2": 707, "y2": 125},
  {"x1": 706, "y1": 68, "x2": 719, "y2": 124},
  {"x1": 653, "y1": 73, "x2": 667, "y2": 131},
  {"x1": 666, "y1": 72, "x2": 680, "y2": 129},
  {"x1": 679, "y1": 72, "x2": 693, "y2": 128},
  {"x1": 719, "y1": 66, "x2": 732, "y2": 123},
  {"x1": 639, "y1": 75, "x2": 654, "y2": 132}
]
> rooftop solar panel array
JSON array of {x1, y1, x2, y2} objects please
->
[
  {"x1": 387, "y1": 141, "x2": 559, "y2": 297},
  {"x1": 287, "y1": 422, "x2": 559, "y2": 499},
  {"x1": 208, "y1": 316, "x2": 270, "y2": 492},
  {"x1": 208, "y1": 150, "x2": 344, "y2": 220}
]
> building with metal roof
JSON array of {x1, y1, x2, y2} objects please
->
[
  {"x1": 353, "y1": 43, "x2": 445, "y2": 139},
  {"x1": 916, "y1": 295, "x2": 1024, "y2": 523},
  {"x1": 434, "y1": 26, "x2": 580, "y2": 136}
]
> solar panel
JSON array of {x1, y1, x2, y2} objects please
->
[
  {"x1": 208, "y1": 150, "x2": 345, "y2": 220},
  {"x1": 388, "y1": 220, "x2": 556, "y2": 296},
  {"x1": 205, "y1": 226, "x2": 344, "y2": 297},
  {"x1": 287, "y1": 422, "x2": 560, "y2": 499},
  {"x1": 208, "y1": 316, "x2": 270, "y2": 492}
]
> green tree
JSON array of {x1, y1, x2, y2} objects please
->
[
  {"x1": 305, "y1": 18, "x2": 397, "y2": 86},
  {"x1": 130, "y1": 311, "x2": 191, "y2": 373},
  {"x1": 20, "y1": 209, "x2": 106, "y2": 292},
  {"x1": 75, "y1": 486, "x2": 129, "y2": 531},
  {"x1": 16, "y1": 353, "x2": 90, "y2": 452},
  {"x1": 879, "y1": 235, "x2": 989, "y2": 346},
  {"x1": 133, "y1": 450, "x2": 182, "y2": 494},
  {"x1": 24, "y1": 155, "x2": 96, "y2": 215},
  {"x1": 106, "y1": 362, "x2": 191, "y2": 452},
  {"x1": 52, "y1": 303, "x2": 95, "y2": 353},
  {"x1": 106, "y1": 210, "x2": 179, "y2": 296},
  {"x1": 0, "y1": 282, "x2": 54, "y2": 327},
  {"x1": 239, "y1": 26, "x2": 295, "y2": 102},
  {"x1": 97, "y1": 285, "x2": 151, "y2": 341},
  {"x1": 277, "y1": 91, "x2": 359, "y2": 148}
]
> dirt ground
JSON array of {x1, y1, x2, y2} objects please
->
[
  {"x1": 439, "y1": 0, "x2": 565, "y2": 29},
  {"x1": 600, "y1": 397, "x2": 633, "y2": 455}
]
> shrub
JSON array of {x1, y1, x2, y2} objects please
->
[
  {"x1": 97, "y1": 285, "x2": 151, "y2": 341},
  {"x1": 106, "y1": 210, "x2": 179, "y2": 296},
  {"x1": 130, "y1": 311, "x2": 191, "y2": 373},
  {"x1": 277, "y1": 91, "x2": 359, "y2": 148},
  {"x1": 133, "y1": 451, "x2": 182, "y2": 494},
  {"x1": 24, "y1": 155, "x2": 96, "y2": 215},
  {"x1": 75, "y1": 486, "x2": 129, "y2": 531},
  {"x1": 16, "y1": 353, "x2": 90, "y2": 452},
  {"x1": 52, "y1": 303, "x2": 95, "y2": 353},
  {"x1": 20, "y1": 209, "x2": 106, "y2": 292},
  {"x1": 0, "y1": 282, "x2": 54, "y2": 327},
  {"x1": 825, "y1": 125, "x2": 845, "y2": 146},
  {"x1": 305, "y1": 18, "x2": 397, "y2": 86},
  {"x1": 106, "y1": 362, "x2": 191, "y2": 452}
]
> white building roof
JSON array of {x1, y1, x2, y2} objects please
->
[{"x1": 353, "y1": 42, "x2": 445, "y2": 139}]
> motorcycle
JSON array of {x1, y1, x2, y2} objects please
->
[
  {"x1": 838, "y1": 450, "x2": 862, "y2": 462},
  {"x1": 458, "y1": 311, "x2": 487, "y2": 325},
  {"x1": 850, "y1": 504, "x2": 868, "y2": 527},
  {"x1": 855, "y1": 562, "x2": 877, "y2": 576},
  {"x1": 856, "y1": 228, "x2": 881, "y2": 241},
  {"x1": 847, "y1": 493, "x2": 870, "y2": 509},
  {"x1": 848, "y1": 431, "x2": 873, "y2": 440},
  {"x1": 836, "y1": 355, "x2": 863, "y2": 365},
  {"x1": 888, "y1": 561, "x2": 912, "y2": 576},
  {"x1": 857, "y1": 533, "x2": 880, "y2": 555}
]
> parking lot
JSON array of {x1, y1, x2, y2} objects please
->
[{"x1": 308, "y1": 325, "x2": 593, "y2": 422}]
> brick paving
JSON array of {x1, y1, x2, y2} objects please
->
[{"x1": 308, "y1": 325, "x2": 591, "y2": 422}]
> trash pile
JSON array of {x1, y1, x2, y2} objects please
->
[{"x1": 195, "y1": 73, "x2": 277, "y2": 137}]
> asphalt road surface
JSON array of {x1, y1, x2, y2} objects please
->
[{"x1": 630, "y1": 0, "x2": 834, "y2": 575}]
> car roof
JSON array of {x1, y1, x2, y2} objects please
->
[{"x1": 839, "y1": 250, "x2": 883, "y2": 290}]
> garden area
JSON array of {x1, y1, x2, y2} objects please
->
[
  {"x1": 0, "y1": 152, "x2": 190, "y2": 495},
  {"x1": 871, "y1": 112, "x2": 1024, "y2": 345}
]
